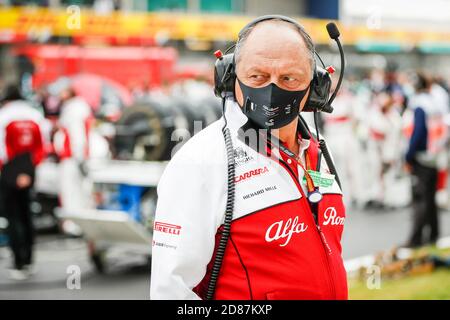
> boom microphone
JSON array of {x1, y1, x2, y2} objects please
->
[
  {"x1": 326, "y1": 22, "x2": 340, "y2": 40},
  {"x1": 326, "y1": 22, "x2": 345, "y2": 108}
]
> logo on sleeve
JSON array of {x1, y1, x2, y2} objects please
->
[
  {"x1": 154, "y1": 221, "x2": 182, "y2": 235},
  {"x1": 322, "y1": 207, "x2": 345, "y2": 226}
]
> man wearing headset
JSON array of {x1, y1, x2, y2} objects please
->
[{"x1": 150, "y1": 16, "x2": 347, "y2": 300}]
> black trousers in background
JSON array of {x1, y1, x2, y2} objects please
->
[
  {"x1": 408, "y1": 163, "x2": 439, "y2": 247},
  {"x1": 0, "y1": 184, "x2": 34, "y2": 270}
]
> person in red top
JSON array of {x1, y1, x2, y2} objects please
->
[{"x1": 0, "y1": 85, "x2": 47, "y2": 280}]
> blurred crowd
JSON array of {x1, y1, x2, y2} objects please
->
[
  {"x1": 1, "y1": 68, "x2": 449, "y2": 214},
  {"x1": 0, "y1": 66, "x2": 449, "y2": 277},
  {"x1": 318, "y1": 69, "x2": 450, "y2": 211}
]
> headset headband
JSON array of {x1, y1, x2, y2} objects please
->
[
  {"x1": 238, "y1": 14, "x2": 303, "y2": 39},
  {"x1": 214, "y1": 14, "x2": 337, "y2": 114},
  {"x1": 235, "y1": 14, "x2": 316, "y2": 74}
]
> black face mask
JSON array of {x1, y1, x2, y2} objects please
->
[{"x1": 237, "y1": 78, "x2": 310, "y2": 129}]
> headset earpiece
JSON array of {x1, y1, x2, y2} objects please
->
[
  {"x1": 214, "y1": 53, "x2": 236, "y2": 98},
  {"x1": 304, "y1": 66, "x2": 332, "y2": 113}
]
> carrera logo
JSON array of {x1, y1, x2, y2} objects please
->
[
  {"x1": 322, "y1": 207, "x2": 345, "y2": 226},
  {"x1": 235, "y1": 166, "x2": 269, "y2": 183},
  {"x1": 265, "y1": 216, "x2": 308, "y2": 247},
  {"x1": 154, "y1": 221, "x2": 181, "y2": 235}
]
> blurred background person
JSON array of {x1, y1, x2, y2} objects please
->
[
  {"x1": 53, "y1": 87, "x2": 94, "y2": 212},
  {"x1": 404, "y1": 73, "x2": 446, "y2": 248},
  {"x1": 323, "y1": 82, "x2": 364, "y2": 208},
  {"x1": 366, "y1": 89, "x2": 403, "y2": 209},
  {"x1": 0, "y1": 84, "x2": 47, "y2": 280},
  {"x1": 430, "y1": 77, "x2": 450, "y2": 209}
]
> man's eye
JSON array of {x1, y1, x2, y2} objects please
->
[
  {"x1": 249, "y1": 75, "x2": 265, "y2": 80},
  {"x1": 283, "y1": 76, "x2": 296, "y2": 82}
]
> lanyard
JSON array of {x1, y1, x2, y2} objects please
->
[{"x1": 264, "y1": 134, "x2": 323, "y2": 204}]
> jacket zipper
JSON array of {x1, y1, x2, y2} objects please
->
[
  {"x1": 278, "y1": 159, "x2": 337, "y2": 299},
  {"x1": 315, "y1": 224, "x2": 337, "y2": 299}
]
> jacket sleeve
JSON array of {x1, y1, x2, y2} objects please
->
[
  {"x1": 32, "y1": 117, "x2": 47, "y2": 166},
  {"x1": 406, "y1": 107, "x2": 427, "y2": 164},
  {"x1": 0, "y1": 115, "x2": 6, "y2": 168},
  {"x1": 150, "y1": 145, "x2": 225, "y2": 300}
]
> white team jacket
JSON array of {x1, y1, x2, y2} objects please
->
[{"x1": 150, "y1": 99, "x2": 347, "y2": 300}]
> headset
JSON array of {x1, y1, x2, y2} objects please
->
[
  {"x1": 206, "y1": 15, "x2": 345, "y2": 300},
  {"x1": 213, "y1": 14, "x2": 345, "y2": 113}
]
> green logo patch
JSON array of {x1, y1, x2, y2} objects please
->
[{"x1": 303, "y1": 170, "x2": 335, "y2": 188}]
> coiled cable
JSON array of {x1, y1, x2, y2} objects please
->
[{"x1": 205, "y1": 98, "x2": 235, "y2": 300}]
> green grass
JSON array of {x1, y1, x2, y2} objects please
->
[
  {"x1": 349, "y1": 269, "x2": 450, "y2": 300},
  {"x1": 349, "y1": 247, "x2": 450, "y2": 300}
]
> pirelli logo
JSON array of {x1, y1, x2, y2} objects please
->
[{"x1": 154, "y1": 221, "x2": 181, "y2": 236}]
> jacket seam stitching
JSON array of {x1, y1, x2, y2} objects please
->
[
  {"x1": 229, "y1": 234, "x2": 253, "y2": 300},
  {"x1": 230, "y1": 198, "x2": 300, "y2": 223}
]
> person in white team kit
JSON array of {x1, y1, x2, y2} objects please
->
[
  {"x1": 53, "y1": 88, "x2": 94, "y2": 211},
  {"x1": 322, "y1": 85, "x2": 364, "y2": 208}
]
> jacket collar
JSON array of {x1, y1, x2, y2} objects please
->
[
  {"x1": 223, "y1": 98, "x2": 248, "y2": 133},
  {"x1": 224, "y1": 98, "x2": 315, "y2": 161}
]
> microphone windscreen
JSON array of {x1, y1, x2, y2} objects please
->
[{"x1": 326, "y1": 22, "x2": 340, "y2": 40}]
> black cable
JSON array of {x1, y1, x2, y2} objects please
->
[
  {"x1": 313, "y1": 110, "x2": 320, "y2": 142},
  {"x1": 318, "y1": 139, "x2": 342, "y2": 190},
  {"x1": 205, "y1": 98, "x2": 235, "y2": 300},
  {"x1": 308, "y1": 111, "x2": 342, "y2": 192},
  {"x1": 312, "y1": 106, "x2": 342, "y2": 190}
]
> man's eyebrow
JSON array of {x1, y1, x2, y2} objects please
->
[
  {"x1": 245, "y1": 67, "x2": 269, "y2": 74},
  {"x1": 243, "y1": 66, "x2": 310, "y2": 77},
  {"x1": 282, "y1": 71, "x2": 306, "y2": 76}
]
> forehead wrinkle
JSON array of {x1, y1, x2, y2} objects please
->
[{"x1": 239, "y1": 49, "x2": 311, "y2": 78}]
